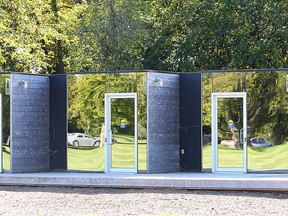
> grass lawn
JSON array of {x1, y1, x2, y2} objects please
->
[
  {"x1": 68, "y1": 134, "x2": 147, "y2": 171},
  {"x1": 4, "y1": 139, "x2": 287, "y2": 172},
  {"x1": 203, "y1": 142, "x2": 288, "y2": 170},
  {"x1": 3, "y1": 146, "x2": 10, "y2": 171}
]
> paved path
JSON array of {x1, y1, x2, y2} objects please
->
[
  {"x1": 1, "y1": 172, "x2": 288, "y2": 191},
  {"x1": 0, "y1": 186, "x2": 287, "y2": 216}
]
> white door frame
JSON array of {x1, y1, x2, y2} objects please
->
[
  {"x1": 104, "y1": 93, "x2": 138, "y2": 173},
  {"x1": 211, "y1": 92, "x2": 247, "y2": 173}
]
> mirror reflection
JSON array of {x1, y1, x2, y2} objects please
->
[
  {"x1": 217, "y1": 97, "x2": 244, "y2": 168},
  {"x1": 203, "y1": 71, "x2": 288, "y2": 172},
  {"x1": 0, "y1": 75, "x2": 10, "y2": 172},
  {"x1": 67, "y1": 72, "x2": 147, "y2": 172},
  {"x1": 67, "y1": 74, "x2": 105, "y2": 171},
  {"x1": 246, "y1": 71, "x2": 288, "y2": 171},
  {"x1": 111, "y1": 98, "x2": 135, "y2": 169}
]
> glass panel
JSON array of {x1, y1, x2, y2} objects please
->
[
  {"x1": 111, "y1": 98, "x2": 135, "y2": 169},
  {"x1": 202, "y1": 73, "x2": 212, "y2": 169},
  {"x1": 203, "y1": 70, "x2": 288, "y2": 172},
  {"x1": 246, "y1": 71, "x2": 288, "y2": 171},
  {"x1": 67, "y1": 74, "x2": 105, "y2": 171},
  {"x1": 0, "y1": 75, "x2": 10, "y2": 172},
  {"x1": 212, "y1": 72, "x2": 245, "y2": 92},
  {"x1": 217, "y1": 97, "x2": 244, "y2": 168},
  {"x1": 136, "y1": 73, "x2": 147, "y2": 171},
  {"x1": 106, "y1": 73, "x2": 137, "y2": 93}
]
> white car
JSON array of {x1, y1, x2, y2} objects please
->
[
  {"x1": 250, "y1": 137, "x2": 274, "y2": 148},
  {"x1": 68, "y1": 133, "x2": 100, "y2": 147}
]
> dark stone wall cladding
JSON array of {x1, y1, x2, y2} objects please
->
[
  {"x1": 147, "y1": 72, "x2": 180, "y2": 173},
  {"x1": 11, "y1": 74, "x2": 50, "y2": 173}
]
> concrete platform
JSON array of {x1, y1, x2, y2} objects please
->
[{"x1": 0, "y1": 172, "x2": 288, "y2": 191}]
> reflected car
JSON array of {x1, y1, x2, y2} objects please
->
[
  {"x1": 68, "y1": 133, "x2": 100, "y2": 147},
  {"x1": 250, "y1": 137, "x2": 274, "y2": 148}
]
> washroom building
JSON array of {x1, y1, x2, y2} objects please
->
[
  {"x1": 66, "y1": 71, "x2": 201, "y2": 174},
  {"x1": 1, "y1": 69, "x2": 287, "y2": 175}
]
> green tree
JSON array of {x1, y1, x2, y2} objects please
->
[
  {"x1": 0, "y1": 0, "x2": 85, "y2": 73},
  {"x1": 70, "y1": 0, "x2": 149, "y2": 71},
  {"x1": 144, "y1": 0, "x2": 288, "y2": 71}
]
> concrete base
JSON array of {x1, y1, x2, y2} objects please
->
[{"x1": 1, "y1": 172, "x2": 288, "y2": 191}]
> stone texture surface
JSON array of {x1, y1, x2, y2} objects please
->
[
  {"x1": 0, "y1": 186, "x2": 287, "y2": 216},
  {"x1": 10, "y1": 74, "x2": 50, "y2": 173},
  {"x1": 147, "y1": 72, "x2": 180, "y2": 173}
]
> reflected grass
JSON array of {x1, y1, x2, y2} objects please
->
[
  {"x1": 203, "y1": 142, "x2": 288, "y2": 170},
  {"x1": 3, "y1": 146, "x2": 10, "y2": 172},
  {"x1": 68, "y1": 134, "x2": 147, "y2": 171}
]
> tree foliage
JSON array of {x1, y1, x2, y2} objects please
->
[
  {"x1": 1, "y1": 0, "x2": 288, "y2": 144},
  {"x1": 0, "y1": 0, "x2": 85, "y2": 73}
]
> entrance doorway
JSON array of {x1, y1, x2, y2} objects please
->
[
  {"x1": 211, "y1": 92, "x2": 247, "y2": 173},
  {"x1": 104, "y1": 93, "x2": 138, "y2": 173}
]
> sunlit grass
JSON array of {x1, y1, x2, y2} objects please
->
[
  {"x1": 3, "y1": 146, "x2": 10, "y2": 172},
  {"x1": 203, "y1": 142, "x2": 288, "y2": 170},
  {"x1": 68, "y1": 134, "x2": 147, "y2": 171}
]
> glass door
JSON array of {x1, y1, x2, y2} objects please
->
[
  {"x1": 105, "y1": 93, "x2": 138, "y2": 173},
  {"x1": 211, "y1": 92, "x2": 247, "y2": 173}
]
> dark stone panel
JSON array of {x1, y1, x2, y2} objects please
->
[
  {"x1": 11, "y1": 98, "x2": 49, "y2": 107},
  {"x1": 12, "y1": 139, "x2": 49, "y2": 147},
  {"x1": 149, "y1": 87, "x2": 180, "y2": 95},
  {"x1": 11, "y1": 129, "x2": 50, "y2": 139},
  {"x1": 10, "y1": 94, "x2": 49, "y2": 101},
  {"x1": 148, "y1": 111, "x2": 179, "y2": 120},
  {"x1": 12, "y1": 88, "x2": 49, "y2": 95},
  {"x1": 49, "y1": 75, "x2": 67, "y2": 171},
  {"x1": 149, "y1": 105, "x2": 179, "y2": 112},
  {"x1": 149, "y1": 123, "x2": 179, "y2": 134},
  {"x1": 11, "y1": 119, "x2": 49, "y2": 128},
  {"x1": 12, "y1": 106, "x2": 49, "y2": 112},
  {"x1": 147, "y1": 98, "x2": 179, "y2": 106},
  {"x1": 180, "y1": 73, "x2": 202, "y2": 172},
  {"x1": 12, "y1": 149, "x2": 50, "y2": 158},
  {"x1": 12, "y1": 111, "x2": 49, "y2": 119},
  {"x1": 147, "y1": 72, "x2": 180, "y2": 173},
  {"x1": 10, "y1": 74, "x2": 50, "y2": 173}
]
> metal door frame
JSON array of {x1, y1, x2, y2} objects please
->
[
  {"x1": 211, "y1": 92, "x2": 247, "y2": 173},
  {"x1": 104, "y1": 93, "x2": 138, "y2": 173}
]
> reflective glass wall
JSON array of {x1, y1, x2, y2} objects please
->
[
  {"x1": 0, "y1": 74, "x2": 10, "y2": 172},
  {"x1": 67, "y1": 72, "x2": 147, "y2": 172},
  {"x1": 202, "y1": 70, "x2": 288, "y2": 172}
]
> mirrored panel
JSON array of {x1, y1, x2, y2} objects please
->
[
  {"x1": 67, "y1": 74, "x2": 105, "y2": 171},
  {"x1": 111, "y1": 98, "x2": 135, "y2": 169},
  {"x1": 246, "y1": 71, "x2": 288, "y2": 171},
  {"x1": 212, "y1": 72, "x2": 245, "y2": 92},
  {"x1": 202, "y1": 73, "x2": 212, "y2": 169},
  {"x1": 0, "y1": 74, "x2": 10, "y2": 172},
  {"x1": 105, "y1": 73, "x2": 137, "y2": 93},
  {"x1": 203, "y1": 70, "x2": 288, "y2": 173},
  {"x1": 68, "y1": 72, "x2": 147, "y2": 172},
  {"x1": 217, "y1": 97, "x2": 244, "y2": 168},
  {"x1": 136, "y1": 73, "x2": 147, "y2": 171}
]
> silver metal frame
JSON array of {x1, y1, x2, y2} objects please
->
[
  {"x1": 104, "y1": 93, "x2": 138, "y2": 173},
  {"x1": 211, "y1": 92, "x2": 247, "y2": 173}
]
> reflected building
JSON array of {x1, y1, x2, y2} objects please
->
[{"x1": 0, "y1": 69, "x2": 287, "y2": 175}]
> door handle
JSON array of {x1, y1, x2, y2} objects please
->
[{"x1": 240, "y1": 129, "x2": 244, "y2": 144}]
